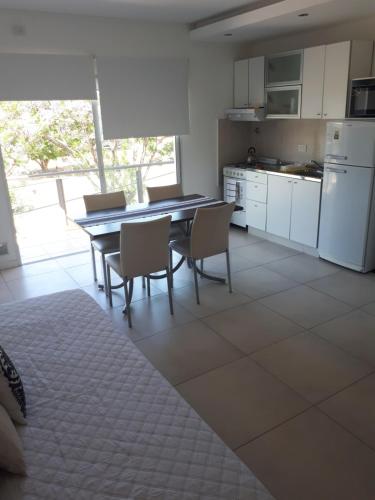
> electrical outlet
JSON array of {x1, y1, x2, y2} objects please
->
[
  {"x1": 297, "y1": 144, "x2": 308, "y2": 153},
  {"x1": 0, "y1": 243, "x2": 8, "y2": 255}
]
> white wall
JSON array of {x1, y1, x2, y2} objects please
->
[{"x1": 0, "y1": 8, "x2": 240, "y2": 268}]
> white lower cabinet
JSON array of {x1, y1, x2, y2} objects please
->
[
  {"x1": 266, "y1": 176, "x2": 293, "y2": 239},
  {"x1": 290, "y1": 180, "x2": 321, "y2": 247},
  {"x1": 246, "y1": 199, "x2": 267, "y2": 230},
  {"x1": 266, "y1": 175, "x2": 321, "y2": 247}
]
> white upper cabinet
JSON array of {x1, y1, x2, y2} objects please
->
[
  {"x1": 234, "y1": 59, "x2": 249, "y2": 108},
  {"x1": 302, "y1": 40, "x2": 373, "y2": 120},
  {"x1": 322, "y1": 41, "x2": 351, "y2": 119},
  {"x1": 234, "y1": 57, "x2": 265, "y2": 108},
  {"x1": 301, "y1": 45, "x2": 325, "y2": 119},
  {"x1": 249, "y1": 56, "x2": 265, "y2": 107},
  {"x1": 266, "y1": 50, "x2": 303, "y2": 87},
  {"x1": 290, "y1": 180, "x2": 321, "y2": 247}
]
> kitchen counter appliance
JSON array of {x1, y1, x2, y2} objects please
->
[
  {"x1": 223, "y1": 164, "x2": 247, "y2": 228},
  {"x1": 319, "y1": 121, "x2": 375, "y2": 272}
]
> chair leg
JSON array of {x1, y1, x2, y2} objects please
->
[
  {"x1": 169, "y1": 247, "x2": 174, "y2": 288},
  {"x1": 192, "y1": 260, "x2": 200, "y2": 305},
  {"x1": 166, "y1": 267, "x2": 174, "y2": 315},
  {"x1": 124, "y1": 277, "x2": 132, "y2": 328},
  {"x1": 107, "y1": 264, "x2": 113, "y2": 307},
  {"x1": 146, "y1": 275, "x2": 151, "y2": 297},
  {"x1": 200, "y1": 259, "x2": 204, "y2": 278},
  {"x1": 226, "y1": 249, "x2": 232, "y2": 293},
  {"x1": 90, "y1": 243, "x2": 97, "y2": 282},
  {"x1": 142, "y1": 276, "x2": 146, "y2": 289},
  {"x1": 101, "y1": 253, "x2": 108, "y2": 296}
]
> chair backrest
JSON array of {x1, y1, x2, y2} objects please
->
[
  {"x1": 190, "y1": 202, "x2": 235, "y2": 259},
  {"x1": 147, "y1": 183, "x2": 183, "y2": 202},
  {"x1": 83, "y1": 191, "x2": 126, "y2": 212},
  {"x1": 119, "y1": 216, "x2": 171, "y2": 279}
]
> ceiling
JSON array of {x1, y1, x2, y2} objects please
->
[
  {"x1": 191, "y1": 0, "x2": 375, "y2": 42},
  {"x1": 0, "y1": 0, "x2": 259, "y2": 24}
]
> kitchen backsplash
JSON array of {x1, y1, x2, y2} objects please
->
[
  {"x1": 247, "y1": 119, "x2": 327, "y2": 163},
  {"x1": 219, "y1": 118, "x2": 327, "y2": 168}
]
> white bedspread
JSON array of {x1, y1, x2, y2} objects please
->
[{"x1": 0, "y1": 290, "x2": 273, "y2": 500}]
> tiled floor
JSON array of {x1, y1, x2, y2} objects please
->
[{"x1": 2, "y1": 227, "x2": 375, "y2": 499}]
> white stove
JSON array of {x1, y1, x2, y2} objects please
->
[{"x1": 223, "y1": 165, "x2": 247, "y2": 228}]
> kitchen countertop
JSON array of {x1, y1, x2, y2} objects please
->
[{"x1": 226, "y1": 161, "x2": 323, "y2": 182}]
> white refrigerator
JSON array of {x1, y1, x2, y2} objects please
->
[{"x1": 319, "y1": 121, "x2": 375, "y2": 272}]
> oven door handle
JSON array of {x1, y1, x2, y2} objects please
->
[
  {"x1": 326, "y1": 167, "x2": 347, "y2": 174},
  {"x1": 325, "y1": 154, "x2": 348, "y2": 161}
]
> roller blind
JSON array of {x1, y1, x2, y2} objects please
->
[
  {"x1": 96, "y1": 56, "x2": 190, "y2": 139},
  {"x1": 0, "y1": 54, "x2": 96, "y2": 101}
]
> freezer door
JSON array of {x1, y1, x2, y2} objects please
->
[
  {"x1": 319, "y1": 164, "x2": 374, "y2": 270},
  {"x1": 325, "y1": 121, "x2": 375, "y2": 168}
]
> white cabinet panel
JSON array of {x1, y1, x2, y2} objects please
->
[
  {"x1": 266, "y1": 175, "x2": 293, "y2": 239},
  {"x1": 246, "y1": 171, "x2": 267, "y2": 184},
  {"x1": 249, "y1": 56, "x2": 265, "y2": 107},
  {"x1": 234, "y1": 59, "x2": 249, "y2": 108},
  {"x1": 247, "y1": 181, "x2": 267, "y2": 203},
  {"x1": 322, "y1": 41, "x2": 350, "y2": 119},
  {"x1": 290, "y1": 180, "x2": 321, "y2": 247},
  {"x1": 246, "y1": 200, "x2": 266, "y2": 231},
  {"x1": 301, "y1": 45, "x2": 325, "y2": 119}
]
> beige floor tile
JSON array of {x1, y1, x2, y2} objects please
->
[
  {"x1": 1, "y1": 259, "x2": 61, "y2": 282},
  {"x1": 111, "y1": 293, "x2": 195, "y2": 341},
  {"x1": 0, "y1": 286, "x2": 13, "y2": 305},
  {"x1": 6, "y1": 270, "x2": 78, "y2": 300},
  {"x1": 319, "y1": 374, "x2": 375, "y2": 450},
  {"x1": 362, "y1": 301, "x2": 375, "y2": 316},
  {"x1": 312, "y1": 309, "x2": 375, "y2": 366},
  {"x1": 252, "y1": 332, "x2": 373, "y2": 404},
  {"x1": 237, "y1": 408, "x2": 375, "y2": 500},
  {"x1": 229, "y1": 228, "x2": 263, "y2": 249},
  {"x1": 177, "y1": 357, "x2": 309, "y2": 449},
  {"x1": 232, "y1": 266, "x2": 298, "y2": 299},
  {"x1": 259, "y1": 285, "x2": 351, "y2": 328},
  {"x1": 173, "y1": 282, "x2": 251, "y2": 319},
  {"x1": 66, "y1": 263, "x2": 97, "y2": 287},
  {"x1": 56, "y1": 251, "x2": 92, "y2": 269},
  {"x1": 233, "y1": 241, "x2": 299, "y2": 266},
  {"x1": 202, "y1": 251, "x2": 258, "y2": 276},
  {"x1": 266, "y1": 253, "x2": 340, "y2": 283},
  {"x1": 203, "y1": 302, "x2": 303, "y2": 354},
  {"x1": 308, "y1": 270, "x2": 375, "y2": 307},
  {"x1": 136, "y1": 320, "x2": 243, "y2": 385}
]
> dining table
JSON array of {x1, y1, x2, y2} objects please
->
[{"x1": 74, "y1": 193, "x2": 241, "y2": 306}]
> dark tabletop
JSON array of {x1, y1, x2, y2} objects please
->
[{"x1": 74, "y1": 194, "x2": 241, "y2": 239}]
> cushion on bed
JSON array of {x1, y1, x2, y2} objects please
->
[
  {"x1": 0, "y1": 346, "x2": 26, "y2": 424},
  {"x1": 0, "y1": 405, "x2": 26, "y2": 475}
]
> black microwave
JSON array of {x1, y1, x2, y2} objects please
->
[{"x1": 349, "y1": 77, "x2": 375, "y2": 118}]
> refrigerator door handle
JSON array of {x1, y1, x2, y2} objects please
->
[
  {"x1": 326, "y1": 167, "x2": 347, "y2": 174},
  {"x1": 325, "y1": 154, "x2": 348, "y2": 161}
]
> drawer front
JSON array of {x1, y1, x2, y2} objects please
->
[
  {"x1": 246, "y1": 171, "x2": 267, "y2": 184},
  {"x1": 246, "y1": 200, "x2": 266, "y2": 231},
  {"x1": 247, "y1": 181, "x2": 267, "y2": 202}
]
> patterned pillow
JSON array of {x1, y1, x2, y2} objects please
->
[{"x1": 0, "y1": 346, "x2": 26, "y2": 424}]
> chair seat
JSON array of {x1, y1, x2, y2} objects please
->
[
  {"x1": 106, "y1": 252, "x2": 122, "y2": 276},
  {"x1": 169, "y1": 237, "x2": 191, "y2": 257},
  {"x1": 92, "y1": 235, "x2": 120, "y2": 254},
  {"x1": 169, "y1": 224, "x2": 186, "y2": 241}
]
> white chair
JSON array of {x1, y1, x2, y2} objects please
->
[
  {"x1": 169, "y1": 203, "x2": 235, "y2": 304},
  {"x1": 83, "y1": 191, "x2": 126, "y2": 295},
  {"x1": 106, "y1": 216, "x2": 173, "y2": 328}
]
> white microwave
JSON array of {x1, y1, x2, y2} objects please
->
[{"x1": 265, "y1": 85, "x2": 302, "y2": 119}]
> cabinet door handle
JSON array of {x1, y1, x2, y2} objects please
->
[
  {"x1": 326, "y1": 167, "x2": 347, "y2": 174},
  {"x1": 323, "y1": 113, "x2": 328, "y2": 116},
  {"x1": 287, "y1": 180, "x2": 292, "y2": 183},
  {"x1": 326, "y1": 154, "x2": 348, "y2": 161},
  {"x1": 293, "y1": 181, "x2": 298, "y2": 184}
]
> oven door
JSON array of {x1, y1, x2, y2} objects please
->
[
  {"x1": 350, "y1": 79, "x2": 375, "y2": 118},
  {"x1": 224, "y1": 178, "x2": 246, "y2": 207}
]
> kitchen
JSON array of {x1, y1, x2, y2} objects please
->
[{"x1": 220, "y1": 39, "x2": 375, "y2": 273}]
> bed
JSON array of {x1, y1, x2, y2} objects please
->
[{"x1": 0, "y1": 289, "x2": 273, "y2": 499}]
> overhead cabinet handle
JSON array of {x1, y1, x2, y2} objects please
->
[
  {"x1": 326, "y1": 154, "x2": 348, "y2": 160},
  {"x1": 326, "y1": 167, "x2": 347, "y2": 174}
]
